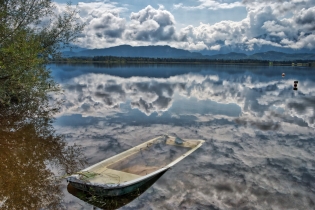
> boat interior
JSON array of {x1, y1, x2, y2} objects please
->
[{"x1": 78, "y1": 136, "x2": 203, "y2": 185}]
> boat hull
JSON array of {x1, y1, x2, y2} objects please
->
[{"x1": 67, "y1": 170, "x2": 167, "y2": 197}]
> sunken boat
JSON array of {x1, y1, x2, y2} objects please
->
[{"x1": 66, "y1": 135, "x2": 204, "y2": 197}]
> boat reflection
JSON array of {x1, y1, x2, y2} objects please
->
[{"x1": 67, "y1": 171, "x2": 166, "y2": 210}]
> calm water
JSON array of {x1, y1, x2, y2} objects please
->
[{"x1": 2, "y1": 64, "x2": 315, "y2": 209}]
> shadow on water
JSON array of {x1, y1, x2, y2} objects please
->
[
  {"x1": 0, "y1": 94, "x2": 87, "y2": 209},
  {"x1": 67, "y1": 171, "x2": 166, "y2": 210}
]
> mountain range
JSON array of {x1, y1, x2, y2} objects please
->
[{"x1": 62, "y1": 45, "x2": 315, "y2": 61}]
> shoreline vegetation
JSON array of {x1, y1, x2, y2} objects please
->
[
  {"x1": 52, "y1": 56, "x2": 315, "y2": 67},
  {"x1": 0, "y1": 0, "x2": 84, "y2": 107}
]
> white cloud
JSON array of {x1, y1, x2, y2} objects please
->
[
  {"x1": 124, "y1": 6, "x2": 176, "y2": 42},
  {"x1": 173, "y1": 0, "x2": 244, "y2": 10},
  {"x1": 172, "y1": 1, "x2": 315, "y2": 51},
  {"x1": 210, "y1": 44, "x2": 221, "y2": 50},
  {"x1": 53, "y1": 1, "x2": 128, "y2": 48},
  {"x1": 53, "y1": 1, "x2": 315, "y2": 50}
]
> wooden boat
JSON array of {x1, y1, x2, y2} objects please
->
[{"x1": 66, "y1": 135, "x2": 204, "y2": 197}]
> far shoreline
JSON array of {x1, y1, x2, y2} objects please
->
[{"x1": 51, "y1": 59, "x2": 315, "y2": 67}]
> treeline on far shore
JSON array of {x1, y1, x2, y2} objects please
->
[{"x1": 51, "y1": 56, "x2": 315, "y2": 66}]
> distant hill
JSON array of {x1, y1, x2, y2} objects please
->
[
  {"x1": 205, "y1": 52, "x2": 248, "y2": 60},
  {"x1": 62, "y1": 45, "x2": 203, "y2": 59},
  {"x1": 198, "y1": 41, "x2": 315, "y2": 56},
  {"x1": 62, "y1": 45, "x2": 315, "y2": 61},
  {"x1": 204, "y1": 51, "x2": 314, "y2": 61},
  {"x1": 247, "y1": 51, "x2": 315, "y2": 61}
]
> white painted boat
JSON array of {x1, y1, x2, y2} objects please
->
[{"x1": 67, "y1": 135, "x2": 204, "y2": 197}]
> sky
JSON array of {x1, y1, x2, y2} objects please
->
[{"x1": 52, "y1": 0, "x2": 315, "y2": 52}]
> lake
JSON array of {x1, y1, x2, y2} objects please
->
[{"x1": 2, "y1": 63, "x2": 315, "y2": 209}]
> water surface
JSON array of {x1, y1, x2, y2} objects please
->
[
  {"x1": 38, "y1": 64, "x2": 315, "y2": 209},
  {"x1": 51, "y1": 65, "x2": 315, "y2": 209}
]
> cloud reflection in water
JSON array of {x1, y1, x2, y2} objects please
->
[{"x1": 52, "y1": 64, "x2": 315, "y2": 209}]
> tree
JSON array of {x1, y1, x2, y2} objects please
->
[
  {"x1": 0, "y1": 0, "x2": 84, "y2": 106},
  {"x1": 0, "y1": 2, "x2": 86, "y2": 208}
]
